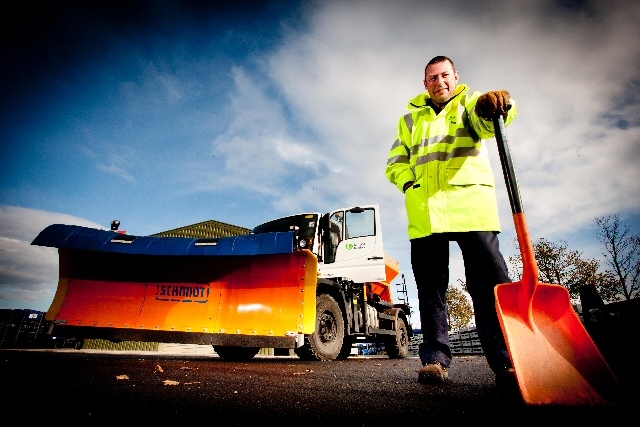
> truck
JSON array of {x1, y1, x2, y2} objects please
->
[{"x1": 31, "y1": 204, "x2": 412, "y2": 361}]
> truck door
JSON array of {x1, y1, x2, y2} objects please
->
[{"x1": 321, "y1": 205, "x2": 386, "y2": 283}]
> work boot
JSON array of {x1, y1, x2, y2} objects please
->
[{"x1": 418, "y1": 362, "x2": 449, "y2": 384}]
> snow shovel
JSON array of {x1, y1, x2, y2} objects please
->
[{"x1": 492, "y1": 114, "x2": 623, "y2": 405}]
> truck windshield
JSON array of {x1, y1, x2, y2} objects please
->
[{"x1": 252, "y1": 214, "x2": 319, "y2": 241}]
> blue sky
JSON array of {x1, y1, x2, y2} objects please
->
[{"x1": 1, "y1": 0, "x2": 639, "y2": 327}]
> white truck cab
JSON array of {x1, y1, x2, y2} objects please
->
[{"x1": 252, "y1": 205, "x2": 386, "y2": 284}]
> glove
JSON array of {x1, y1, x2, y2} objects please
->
[{"x1": 475, "y1": 90, "x2": 510, "y2": 120}]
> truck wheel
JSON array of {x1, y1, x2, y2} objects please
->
[
  {"x1": 74, "y1": 339, "x2": 85, "y2": 350},
  {"x1": 336, "y1": 337, "x2": 353, "y2": 360},
  {"x1": 295, "y1": 294, "x2": 345, "y2": 361},
  {"x1": 214, "y1": 346, "x2": 260, "y2": 361},
  {"x1": 386, "y1": 317, "x2": 409, "y2": 359}
]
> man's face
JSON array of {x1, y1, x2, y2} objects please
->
[{"x1": 424, "y1": 60, "x2": 459, "y2": 105}]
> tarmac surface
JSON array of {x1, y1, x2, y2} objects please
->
[{"x1": 1, "y1": 347, "x2": 635, "y2": 425}]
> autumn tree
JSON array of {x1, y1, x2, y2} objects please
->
[
  {"x1": 594, "y1": 214, "x2": 640, "y2": 300},
  {"x1": 507, "y1": 238, "x2": 617, "y2": 302},
  {"x1": 446, "y1": 283, "x2": 474, "y2": 331}
]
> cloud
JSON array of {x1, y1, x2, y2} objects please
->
[
  {"x1": 177, "y1": 1, "x2": 640, "y2": 324},
  {"x1": 96, "y1": 163, "x2": 136, "y2": 182},
  {"x1": 264, "y1": 0, "x2": 640, "y2": 227},
  {"x1": 200, "y1": 66, "x2": 339, "y2": 207},
  {"x1": 2, "y1": 0, "x2": 639, "y2": 326},
  {"x1": 258, "y1": 0, "x2": 640, "y2": 321},
  {"x1": 0, "y1": 205, "x2": 104, "y2": 311}
]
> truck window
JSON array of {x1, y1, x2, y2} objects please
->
[
  {"x1": 324, "y1": 211, "x2": 344, "y2": 264},
  {"x1": 329, "y1": 212, "x2": 344, "y2": 244},
  {"x1": 344, "y1": 208, "x2": 375, "y2": 239}
]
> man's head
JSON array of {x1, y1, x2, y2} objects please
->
[{"x1": 424, "y1": 56, "x2": 459, "y2": 106}]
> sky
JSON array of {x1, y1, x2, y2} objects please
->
[{"x1": 1, "y1": 0, "x2": 639, "y2": 328}]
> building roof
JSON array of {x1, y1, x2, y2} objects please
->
[{"x1": 151, "y1": 219, "x2": 251, "y2": 239}]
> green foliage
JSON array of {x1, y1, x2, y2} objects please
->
[
  {"x1": 503, "y1": 213, "x2": 639, "y2": 304},
  {"x1": 446, "y1": 284, "x2": 474, "y2": 331},
  {"x1": 508, "y1": 238, "x2": 617, "y2": 302}
]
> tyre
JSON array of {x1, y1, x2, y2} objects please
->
[
  {"x1": 386, "y1": 316, "x2": 409, "y2": 359},
  {"x1": 73, "y1": 339, "x2": 84, "y2": 350},
  {"x1": 294, "y1": 293, "x2": 345, "y2": 361},
  {"x1": 336, "y1": 336, "x2": 353, "y2": 360},
  {"x1": 214, "y1": 346, "x2": 260, "y2": 361}
]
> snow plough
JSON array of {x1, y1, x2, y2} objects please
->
[{"x1": 31, "y1": 204, "x2": 412, "y2": 361}]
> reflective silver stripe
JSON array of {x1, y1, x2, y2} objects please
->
[
  {"x1": 387, "y1": 154, "x2": 410, "y2": 165},
  {"x1": 411, "y1": 127, "x2": 472, "y2": 151},
  {"x1": 410, "y1": 128, "x2": 475, "y2": 156},
  {"x1": 403, "y1": 113, "x2": 414, "y2": 130},
  {"x1": 411, "y1": 135, "x2": 454, "y2": 155},
  {"x1": 414, "y1": 146, "x2": 480, "y2": 166},
  {"x1": 389, "y1": 138, "x2": 404, "y2": 150},
  {"x1": 455, "y1": 126, "x2": 471, "y2": 139},
  {"x1": 392, "y1": 106, "x2": 481, "y2": 167}
]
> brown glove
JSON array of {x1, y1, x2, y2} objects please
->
[{"x1": 475, "y1": 90, "x2": 510, "y2": 120}]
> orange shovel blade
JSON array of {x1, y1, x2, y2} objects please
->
[{"x1": 496, "y1": 281, "x2": 623, "y2": 405}]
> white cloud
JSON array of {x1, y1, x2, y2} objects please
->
[
  {"x1": 3, "y1": 0, "x2": 639, "y2": 327},
  {"x1": 0, "y1": 205, "x2": 104, "y2": 311},
  {"x1": 201, "y1": 66, "x2": 339, "y2": 205},
  {"x1": 96, "y1": 163, "x2": 136, "y2": 182},
  {"x1": 259, "y1": 0, "x2": 640, "y2": 324},
  {"x1": 145, "y1": 0, "x2": 638, "y2": 327}
]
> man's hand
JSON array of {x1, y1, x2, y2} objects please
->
[
  {"x1": 403, "y1": 181, "x2": 414, "y2": 192},
  {"x1": 475, "y1": 90, "x2": 510, "y2": 120}
]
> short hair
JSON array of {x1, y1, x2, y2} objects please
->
[{"x1": 425, "y1": 56, "x2": 456, "y2": 76}]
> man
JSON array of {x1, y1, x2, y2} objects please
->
[{"x1": 385, "y1": 56, "x2": 517, "y2": 389}]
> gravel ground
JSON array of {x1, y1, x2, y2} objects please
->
[{"x1": 1, "y1": 349, "x2": 634, "y2": 425}]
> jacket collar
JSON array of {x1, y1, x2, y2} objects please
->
[{"x1": 406, "y1": 84, "x2": 469, "y2": 111}]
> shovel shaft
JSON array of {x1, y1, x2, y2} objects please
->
[
  {"x1": 514, "y1": 212, "x2": 538, "y2": 300},
  {"x1": 493, "y1": 115, "x2": 523, "y2": 215},
  {"x1": 492, "y1": 115, "x2": 538, "y2": 295}
]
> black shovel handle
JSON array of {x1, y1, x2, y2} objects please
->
[{"x1": 492, "y1": 114, "x2": 523, "y2": 215}]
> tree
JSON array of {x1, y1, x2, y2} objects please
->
[
  {"x1": 446, "y1": 283, "x2": 474, "y2": 331},
  {"x1": 594, "y1": 214, "x2": 640, "y2": 300},
  {"x1": 508, "y1": 238, "x2": 617, "y2": 302}
]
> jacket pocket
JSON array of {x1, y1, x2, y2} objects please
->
[
  {"x1": 404, "y1": 174, "x2": 430, "y2": 238},
  {"x1": 446, "y1": 167, "x2": 494, "y2": 187}
]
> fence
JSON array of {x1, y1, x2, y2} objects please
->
[
  {"x1": 448, "y1": 326, "x2": 483, "y2": 355},
  {"x1": 408, "y1": 326, "x2": 484, "y2": 357},
  {"x1": 0, "y1": 309, "x2": 49, "y2": 349}
]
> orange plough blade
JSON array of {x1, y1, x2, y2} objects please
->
[{"x1": 46, "y1": 248, "x2": 317, "y2": 343}]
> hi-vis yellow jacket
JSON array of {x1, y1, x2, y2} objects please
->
[{"x1": 386, "y1": 84, "x2": 517, "y2": 240}]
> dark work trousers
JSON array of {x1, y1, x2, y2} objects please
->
[{"x1": 411, "y1": 231, "x2": 513, "y2": 374}]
